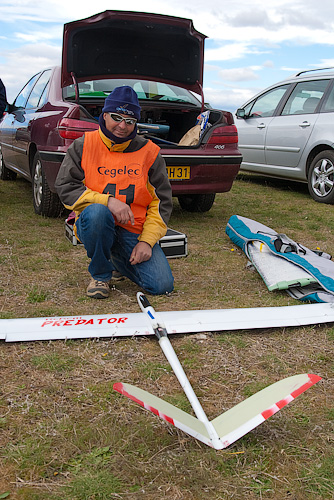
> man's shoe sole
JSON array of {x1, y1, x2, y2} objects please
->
[{"x1": 87, "y1": 289, "x2": 109, "y2": 299}]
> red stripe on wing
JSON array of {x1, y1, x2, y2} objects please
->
[
  {"x1": 113, "y1": 382, "x2": 175, "y2": 425},
  {"x1": 291, "y1": 374, "x2": 322, "y2": 398},
  {"x1": 114, "y1": 382, "x2": 145, "y2": 408},
  {"x1": 261, "y1": 374, "x2": 321, "y2": 420}
]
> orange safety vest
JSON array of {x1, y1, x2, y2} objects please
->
[{"x1": 81, "y1": 131, "x2": 160, "y2": 234}]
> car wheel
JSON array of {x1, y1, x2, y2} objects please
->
[
  {"x1": 177, "y1": 193, "x2": 216, "y2": 212},
  {"x1": 0, "y1": 144, "x2": 17, "y2": 180},
  {"x1": 308, "y1": 150, "x2": 334, "y2": 204},
  {"x1": 32, "y1": 152, "x2": 63, "y2": 217}
]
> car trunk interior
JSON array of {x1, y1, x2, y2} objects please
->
[{"x1": 78, "y1": 100, "x2": 223, "y2": 146}]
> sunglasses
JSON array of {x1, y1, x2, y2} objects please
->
[{"x1": 108, "y1": 112, "x2": 137, "y2": 126}]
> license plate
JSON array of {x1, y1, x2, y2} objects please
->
[{"x1": 166, "y1": 166, "x2": 190, "y2": 180}]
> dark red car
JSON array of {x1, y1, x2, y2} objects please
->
[{"x1": 0, "y1": 11, "x2": 242, "y2": 217}]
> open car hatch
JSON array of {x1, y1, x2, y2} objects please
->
[{"x1": 61, "y1": 10, "x2": 206, "y2": 98}]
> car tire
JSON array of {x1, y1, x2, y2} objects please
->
[
  {"x1": 308, "y1": 150, "x2": 334, "y2": 204},
  {"x1": 0, "y1": 144, "x2": 17, "y2": 181},
  {"x1": 177, "y1": 193, "x2": 216, "y2": 212},
  {"x1": 32, "y1": 152, "x2": 63, "y2": 217}
]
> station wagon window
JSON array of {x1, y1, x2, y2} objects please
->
[
  {"x1": 25, "y1": 70, "x2": 51, "y2": 109},
  {"x1": 281, "y1": 79, "x2": 330, "y2": 115},
  {"x1": 14, "y1": 73, "x2": 41, "y2": 108},
  {"x1": 322, "y1": 82, "x2": 334, "y2": 112},
  {"x1": 246, "y1": 85, "x2": 289, "y2": 118}
]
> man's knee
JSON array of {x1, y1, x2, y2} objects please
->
[
  {"x1": 79, "y1": 204, "x2": 114, "y2": 233},
  {"x1": 143, "y1": 275, "x2": 174, "y2": 295}
]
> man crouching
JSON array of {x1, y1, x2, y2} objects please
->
[{"x1": 55, "y1": 86, "x2": 174, "y2": 299}]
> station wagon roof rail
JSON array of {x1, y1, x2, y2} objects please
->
[{"x1": 294, "y1": 67, "x2": 334, "y2": 77}]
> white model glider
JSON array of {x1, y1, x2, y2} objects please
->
[
  {"x1": 1, "y1": 302, "x2": 334, "y2": 342},
  {"x1": 113, "y1": 293, "x2": 321, "y2": 449}
]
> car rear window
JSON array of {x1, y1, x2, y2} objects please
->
[
  {"x1": 25, "y1": 70, "x2": 51, "y2": 109},
  {"x1": 63, "y1": 79, "x2": 200, "y2": 105},
  {"x1": 14, "y1": 73, "x2": 41, "y2": 108}
]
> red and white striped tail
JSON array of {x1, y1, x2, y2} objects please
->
[
  {"x1": 211, "y1": 373, "x2": 321, "y2": 448},
  {"x1": 114, "y1": 373, "x2": 321, "y2": 449},
  {"x1": 114, "y1": 382, "x2": 214, "y2": 447}
]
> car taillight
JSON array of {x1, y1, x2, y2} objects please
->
[
  {"x1": 206, "y1": 125, "x2": 238, "y2": 145},
  {"x1": 58, "y1": 118, "x2": 98, "y2": 140}
]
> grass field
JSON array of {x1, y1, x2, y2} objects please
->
[{"x1": 0, "y1": 173, "x2": 333, "y2": 499}]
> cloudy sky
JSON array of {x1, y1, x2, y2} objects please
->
[{"x1": 1, "y1": 0, "x2": 334, "y2": 112}]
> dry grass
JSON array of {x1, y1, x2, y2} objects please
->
[{"x1": 0, "y1": 174, "x2": 334, "y2": 499}]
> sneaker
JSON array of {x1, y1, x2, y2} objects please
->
[
  {"x1": 111, "y1": 271, "x2": 124, "y2": 281},
  {"x1": 86, "y1": 278, "x2": 110, "y2": 299}
]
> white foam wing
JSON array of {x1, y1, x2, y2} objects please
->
[{"x1": 1, "y1": 302, "x2": 334, "y2": 342}]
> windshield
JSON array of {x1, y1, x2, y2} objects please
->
[{"x1": 63, "y1": 78, "x2": 200, "y2": 105}]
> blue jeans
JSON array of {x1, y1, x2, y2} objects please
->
[{"x1": 76, "y1": 204, "x2": 174, "y2": 295}]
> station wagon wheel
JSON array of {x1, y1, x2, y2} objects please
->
[
  {"x1": 32, "y1": 152, "x2": 63, "y2": 217},
  {"x1": 0, "y1": 144, "x2": 17, "y2": 180},
  {"x1": 308, "y1": 150, "x2": 334, "y2": 204},
  {"x1": 177, "y1": 193, "x2": 216, "y2": 212}
]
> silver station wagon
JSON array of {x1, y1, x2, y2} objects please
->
[{"x1": 236, "y1": 68, "x2": 334, "y2": 203}]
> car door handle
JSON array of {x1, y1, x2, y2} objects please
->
[
  {"x1": 257, "y1": 123, "x2": 266, "y2": 129},
  {"x1": 299, "y1": 121, "x2": 311, "y2": 128}
]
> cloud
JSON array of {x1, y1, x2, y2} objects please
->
[
  {"x1": 225, "y1": 8, "x2": 279, "y2": 29},
  {"x1": 183, "y1": 2, "x2": 334, "y2": 47},
  {"x1": 205, "y1": 42, "x2": 267, "y2": 62},
  {"x1": 222, "y1": 3, "x2": 329, "y2": 32},
  {"x1": 1, "y1": 0, "x2": 334, "y2": 110},
  {"x1": 0, "y1": 0, "x2": 64, "y2": 23},
  {"x1": 218, "y1": 67, "x2": 260, "y2": 82},
  {"x1": 14, "y1": 25, "x2": 63, "y2": 43},
  {"x1": 204, "y1": 85, "x2": 258, "y2": 112},
  {"x1": 280, "y1": 8, "x2": 327, "y2": 30},
  {"x1": 0, "y1": 43, "x2": 61, "y2": 100},
  {"x1": 317, "y1": 59, "x2": 334, "y2": 67}
]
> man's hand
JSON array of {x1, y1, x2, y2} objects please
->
[
  {"x1": 129, "y1": 241, "x2": 152, "y2": 265},
  {"x1": 108, "y1": 197, "x2": 135, "y2": 225}
]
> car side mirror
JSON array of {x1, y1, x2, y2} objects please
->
[
  {"x1": 236, "y1": 108, "x2": 246, "y2": 118},
  {"x1": 7, "y1": 103, "x2": 19, "y2": 114}
]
